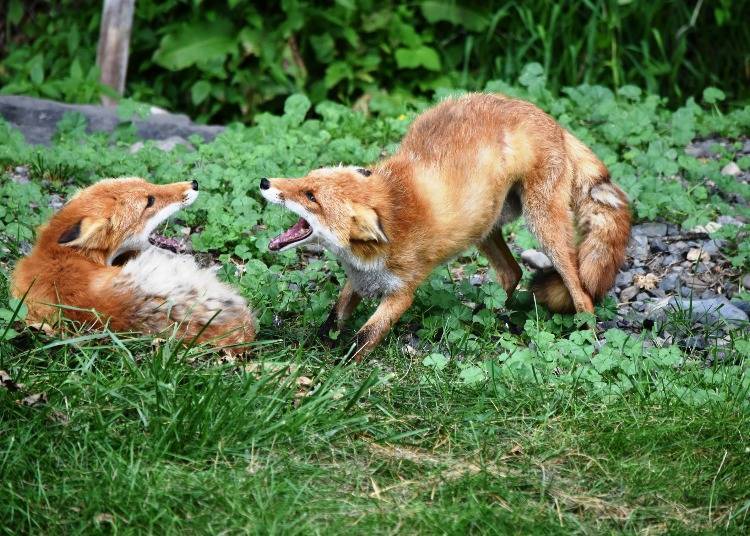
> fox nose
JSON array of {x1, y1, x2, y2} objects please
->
[
  {"x1": 191, "y1": 180, "x2": 199, "y2": 191},
  {"x1": 260, "y1": 178, "x2": 270, "y2": 190}
]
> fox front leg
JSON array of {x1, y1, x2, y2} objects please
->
[
  {"x1": 351, "y1": 290, "x2": 414, "y2": 361},
  {"x1": 318, "y1": 280, "x2": 362, "y2": 345}
]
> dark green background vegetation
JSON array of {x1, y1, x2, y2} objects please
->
[{"x1": 1, "y1": 0, "x2": 748, "y2": 122}]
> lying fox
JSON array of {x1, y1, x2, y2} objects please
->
[
  {"x1": 12, "y1": 177, "x2": 256, "y2": 351},
  {"x1": 261, "y1": 93, "x2": 630, "y2": 359}
]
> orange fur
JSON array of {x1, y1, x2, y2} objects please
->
[
  {"x1": 261, "y1": 93, "x2": 631, "y2": 357},
  {"x1": 11, "y1": 177, "x2": 256, "y2": 352}
]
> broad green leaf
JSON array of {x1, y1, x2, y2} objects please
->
[
  {"x1": 703, "y1": 87, "x2": 726, "y2": 104},
  {"x1": 29, "y1": 54, "x2": 44, "y2": 85},
  {"x1": 154, "y1": 20, "x2": 237, "y2": 71},
  {"x1": 191, "y1": 80, "x2": 212, "y2": 105},
  {"x1": 395, "y1": 46, "x2": 441, "y2": 71},
  {"x1": 420, "y1": 1, "x2": 489, "y2": 31},
  {"x1": 459, "y1": 365, "x2": 485, "y2": 385},
  {"x1": 283, "y1": 94, "x2": 311, "y2": 126},
  {"x1": 422, "y1": 353, "x2": 449, "y2": 371}
]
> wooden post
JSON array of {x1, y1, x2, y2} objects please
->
[{"x1": 96, "y1": 0, "x2": 135, "y2": 106}]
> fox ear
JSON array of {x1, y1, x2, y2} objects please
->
[
  {"x1": 58, "y1": 217, "x2": 106, "y2": 247},
  {"x1": 350, "y1": 203, "x2": 387, "y2": 243}
]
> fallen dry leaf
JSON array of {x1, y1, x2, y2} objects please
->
[
  {"x1": 634, "y1": 273, "x2": 659, "y2": 290},
  {"x1": 94, "y1": 513, "x2": 115, "y2": 525},
  {"x1": 0, "y1": 370, "x2": 24, "y2": 391},
  {"x1": 19, "y1": 392, "x2": 47, "y2": 407},
  {"x1": 686, "y1": 248, "x2": 710, "y2": 262}
]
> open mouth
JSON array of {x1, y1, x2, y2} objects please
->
[{"x1": 269, "y1": 217, "x2": 312, "y2": 251}]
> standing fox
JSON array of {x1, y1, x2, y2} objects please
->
[
  {"x1": 12, "y1": 177, "x2": 256, "y2": 351},
  {"x1": 261, "y1": 93, "x2": 630, "y2": 359}
]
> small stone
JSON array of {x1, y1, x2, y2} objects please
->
[
  {"x1": 660, "y1": 273, "x2": 679, "y2": 293},
  {"x1": 686, "y1": 248, "x2": 710, "y2": 262},
  {"x1": 520, "y1": 249, "x2": 552, "y2": 270},
  {"x1": 721, "y1": 162, "x2": 741, "y2": 176},
  {"x1": 627, "y1": 235, "x2": 649, "y2": 260},
  {"x1": 129, "y1": 141, "x2": 145, "y2": 154},
  {"x1": 685, "y1": 140, "x2": 721, "y2": 158},
  {"x1": 615, "y1": 271, "x2": 633, "y2": 288},
  {"x1": 743, "y1": 140, "x2": 750, "y2": 154},
  {"x1": 48, "y1": 194, "x2": 65, "y2": 211},
  {"x1": 469, "y1": 274, "x2": 486, "y2": 286},
  {"x1": 670, "y1": 241, "x2": 689, "y2": 254},
  {"x1": 700, "y1": 240, "x2": 722, "y2": 257},
  {"x1": 685, "y1": 298, "x2": 748, "y2": 324},
  {"x1": 717, "y1": 215, "x2": 744, "y2": 226},
  {"x1": 661, "y1": 255, "x2": 678, "y2": 267},
  {"x1": 700, "y1": 290, "x2": 717, "y2": 300},
  {"x1": 632, "y1": 223, "x2": 667, "y2": 237},
  {"x1": 620, "y1": 285, "x2": 639, "y2": 302},
  {"x1": 650, "y1": 238, "x2": 669, "y2": 253},
  {"x1": 742, "y1": 274, "x2": 750, "y2": 289},
  {"x1": 650, "y1": 287, "x2": 667, "y2": 298},
  {"x1": 731, "y1": 300, "x2": 750, "y2": 315},
  {"x1": 680, "y1": 336, "x2": 706, "y2": 351},
  {"x1": 155, "y1": 136, "x2": 194, "y2": 152},
  {"x1": 689, "y1": 221, "x2": 723, "y2": 234},
  {"x1": 636, "y1": 292, "x2": 649, "y2": 302}
]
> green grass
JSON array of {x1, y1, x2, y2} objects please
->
[
  {"x1": 3, "y1": 323, "x2": 749, "y2": 533},
  {"x1": 2, "y1": 76, "x2": 750, "y2": 533}
]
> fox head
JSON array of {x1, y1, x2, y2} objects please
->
[
  {"x1": 42, "y1": 177, "x2": 198, "y2": 265},
  {"x1": 259, "y1": 166, "x2": 388, "y2": 256}
]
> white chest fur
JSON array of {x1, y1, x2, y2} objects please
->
[{"x1": 340, "y1": 259, "x2": 403, "y2": 298}]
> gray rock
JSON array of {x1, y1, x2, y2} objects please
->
[
  {"x1": 670, "y1": 241, "x2": 690, "y2": 255},
  {"x1": 700, "y1": 240, "x2": 722, "y2": 257},
  {"x1": 661, "y1": 254, "x2": 678, "y2": 267},
  {"x1": 743, "y1": 140, "x2": 750, "y2": 154},
  {"x1": 520, "y1": 249, "x2": 553, "y2": 270},
  {"x1": 717, "y1": 215, "x2": 744, "y2": 226},
  {"x1": 620, "y1": 285, "x2": 639, "y2": 302},
  {"x1": 632, "y1": 223, "x2": 667, "y2": 237},
  {"x1": 650, "y1": 238, "x2": 669, "y2": 253},
  {"x1": 731, "y1": 300, "x2": 750, "y2": 315},
  {"x1": 742, "y1": 274, "x2": 750, "y2": 289},
  {"x1": 615, "y1": 271, "x2": 634, "y2": 288},
  {"x1": 660, "y1": 274, "x2": 679, "y2": 292},
  {"x1": 0, "y1": 94, "x2": 224, "y2": 146},
  {"x1": 685, "y1": 140, "x2": 721, "y2": 158},
  {"x1": 679, "y1": 336, "x2": 707, "y2": 351},
  {"x1": 48, "y1": 194, "x2": 65, "y2": 210},
  {"x1": 627, "y1": 235, "x2": 649, "y2": 260},
  {"x1": 721, "y1": 162, "x2": 741, "y2": 176},
  {"x1": 636, "y1": 292, "x2": 649, "y2": 301},
  {"x1": 469, "y1": 274, "x2": 487, "y2": 286},
  {"x1": 650, "y1": 287, "x2": 667, "y2": 299},
  {"x1": 130, "y1": 135, "x2": 194, "y2": 154},
  {"x1": 649, "y1": 297, "x2": 748, "y2": 325}
]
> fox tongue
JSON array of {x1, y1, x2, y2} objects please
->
[{"x1": 269, "y1": 217, "x2": 312, "y2": 251}]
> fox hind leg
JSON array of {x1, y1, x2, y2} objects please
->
[
  {"x1": 478, "y1": 227, "x2": 523, "y2": 298},
  {"x1": 523, "y1": 170, "x2": 594, "y2": 313}
]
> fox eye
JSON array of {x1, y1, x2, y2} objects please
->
[
  {"x1": 146, "y1": 195, "x2": 155, "y2": 208},
  {"x1": 305, "y1": 191, "x2": 316, "y2": 203}
]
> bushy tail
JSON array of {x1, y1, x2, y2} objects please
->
[{"x1": 532, "y1": 131, "x2": 631, "y2": 313}]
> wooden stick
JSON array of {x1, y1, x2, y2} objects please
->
[{"x1": 96, "y1": 0, "x2": 135, "y2": 106}]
